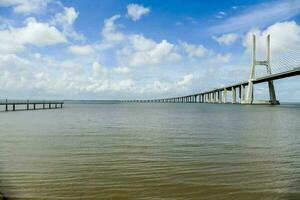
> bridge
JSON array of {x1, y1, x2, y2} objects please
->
[{"x1": 125, "y1": 35, "x2": 300, "y2": 105}]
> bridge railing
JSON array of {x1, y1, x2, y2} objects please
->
[{"x1": 0, "y1": 99, "x2": 64, "y2": 104}]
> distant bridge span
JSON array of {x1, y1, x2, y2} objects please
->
[{"x1": 126, "y1": 35, "x2": 300, "y2": 105}]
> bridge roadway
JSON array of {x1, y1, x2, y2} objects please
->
[
  {"x1": 126, "y1": 67, "x2": 300, "y2": 104},
  {"x1": 0, "y1": 100, "x2": 64, "y2": 111}
]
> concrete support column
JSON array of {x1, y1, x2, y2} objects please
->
[
  {"x1": 214, "y1": 91, "x2": 218, "y2": 103},
  {"x1": 232, "y1": 87, "x2": 237, "y2": 104},
  {"x1": 240, "y1": 85, "x2": 245, "y2": 103},
  {"x1": 223, "y1": 88, "x2": 227, "y2": 103}
]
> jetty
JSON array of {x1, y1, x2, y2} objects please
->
[{"x1": 0, "y1": 99, "x2": 64, "y2": 112}]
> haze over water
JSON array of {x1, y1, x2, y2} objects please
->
[{"x1": 0, "y1": 103, "x2": 300, "y2": 200}]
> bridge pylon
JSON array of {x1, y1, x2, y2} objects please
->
[{"x1": 243, "y1": 34, "x2": 279, "y2": 105}]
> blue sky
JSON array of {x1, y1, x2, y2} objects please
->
[{"x1": 0, "y1": 0, "x2": 300, "y2": 101}]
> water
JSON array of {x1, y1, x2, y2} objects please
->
[{"x1": 0, "y1": 103, "x2": 300, "y2": 200}]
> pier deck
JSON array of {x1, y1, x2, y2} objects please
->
[{"x1": 0, "y1": 100, "x2": 64, "y2": 112}]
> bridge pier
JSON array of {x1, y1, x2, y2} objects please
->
[
  {"x1": 232, "y1": 87, "x2": 237, "y2": 104},
  {"x1": 240, "y1": 85, "x2": 245, "y2": 103},
  {"x1": 214, "y1": 92, "x2": 218, "y2": 103},
  {"x1": 223, "y1": 88, "x2": 227, "y2": 103},
  {"x1": 244, "y1": 34, "x2": 279, "y2": 105}
]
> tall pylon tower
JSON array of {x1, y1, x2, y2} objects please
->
[{"x1": 244, "y1": 34, "x2": 279, "y2": 105}]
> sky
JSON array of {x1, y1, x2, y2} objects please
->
[{"x1": 0, "y1": 0, "x2": 300, "y2": 101}]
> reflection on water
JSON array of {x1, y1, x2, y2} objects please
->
[{"x1": 0, "y1": 103, "x2": 300, "y2": 199}]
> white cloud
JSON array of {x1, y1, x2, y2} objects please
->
[
  {"x1": 206, "y1": 53, "x2": 231, "y2": 64},
  {"x1": 52, "y1": 6, "x2": 84, "y2": 41},
  {"x1": 92, "y1": 61, "x2": 106, "y2": 77},
  {"x1": 179, "y1": 41, "x2": 209, "y2": 57},
  {"x1": 111, "y1": 79, "x2": 135, "y2": 92},
  {"x1": 243, "y1": 21, "x2": 300, "y2": 73},
  {"x1": 215, "y1": 11, "x2": 227, "y2": 19},
  {"x1": 101, "y1": 15, "x2": 125, "y2": 48},
  {"x1": 119, "y1": 34, "x2": 181, "y2": 67},
  {"x1": 178, "y1": 74, "x2": 194, "y2": 87},
  {"x1": 17, "y1": 18, "x2": 67, "y2": 46},
  {"x1": 142, "y1": 76, "x2": 198, "y2": 94},
  {"x1": 213, "y1": 33, "x2": 239, "y2": 46},
  {"x1": 151, "y1": 81, "x2": 172, "y2": 93},
  {"x1": 208, "y1": 0, "x2": 300, "y2": 33},
  {"x1": 0, "y1": 17, "x2": 66, "y2": 53},
  {"x1": 243, "y1": 21, "x2": 300, "y2": 56},
  {"x1": 114, "y1": 66, "x2": 130, "y2": 74},
  {"x1": 67, "y1": 45, "x2": 94, "y2": 56},
  {"x1": 0, "y1": 0, "x2": 50, "y2": 14},
  {"x1": 127, "y1": 4, "x2": 150, "y2": 21},
  {"x1": 53, "y1": 6, "x2": 78, "y2": 26}
]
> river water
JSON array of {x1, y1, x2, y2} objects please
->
[{"x1": 0, "y1": 103, "x2": 300, "y2": 199}]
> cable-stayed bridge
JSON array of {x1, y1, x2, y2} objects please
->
[{"x1": 126, "y1": 35, "x2": 300, "y2": 105}]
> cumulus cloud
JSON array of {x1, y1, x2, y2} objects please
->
[
  {"x1": 67, "y1": 45, "x2": 94, "y2": 56},
  {"x1": 213, "y1": 33, "x2": 239, "y2": 46},
  {"x1": 52, "y1": 6, "x2": 84, "y2": 41},
  {"x1": 101, "y1": 15, "x2": 125, "y2": 48},
  {"x1": 206, "y1": 53, "x2": 231, "y2": 64},
  {"x1": 151, "y1": 81, "x2": 172, "y2": 93},
  {"x1": 114, "y1": 66, "x2": 130, "y2": 74},
  {"x1": 127, "y1": 4, "x2": 150, "y2": 21},
  {"x1": 0, "y1": 17, "x2": 66, "y2": 53},
  {"x1": 118, "y1": 34, "x2": 181, "y2": 67},
  {"x1": 178, "y1": 74, "x2": 194, "y2": 87},
  {"x1": 18, "y1": 18, "x2": 67, "y2": 46},
  {"x1": 243, "y1": 21, "x2": 300, "y2": 56},
  {"x1": 243, "y1": 21, "x2": 300, "y2": 74},
  {"x1": 111, "y1": 79, "x2": 135, "y2": 92},
  {"x1": 179, "y1": 41, "x2": 209, "y2": 57},
  {"x1": 0, "y1": 0, "x2": 50, "y2": 14},
  {"x1": 92, "y1": 61, "x2": 106, "y2": 77}
]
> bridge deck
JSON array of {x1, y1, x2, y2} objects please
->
[{"x1": 128, "y1": 67, "x2": 300, "y2": 103}]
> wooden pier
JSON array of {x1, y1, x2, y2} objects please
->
[{"x1": 0, "y1": 100, "x2": 64, "y2": 112}]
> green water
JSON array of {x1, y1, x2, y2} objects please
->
[{"x1": 0, "y1": 103, "x2": 300, "y2": 199}]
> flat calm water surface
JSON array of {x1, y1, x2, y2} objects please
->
[{"x1": 0, "y1": 103, "x2": 300, "y2": 200}]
